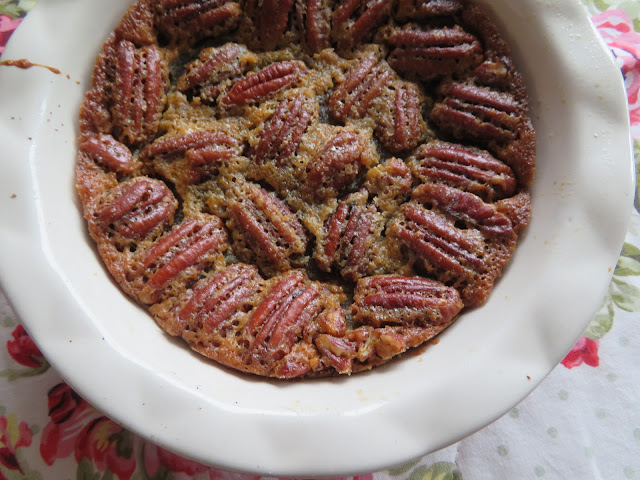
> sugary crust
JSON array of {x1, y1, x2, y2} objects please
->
[{"x1": 75, "y1": 0, "x2": 535, "y2": 379}]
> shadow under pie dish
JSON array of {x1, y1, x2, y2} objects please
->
[{"x1": 75, "y1": 0, "x2": 535, "y2": 379}]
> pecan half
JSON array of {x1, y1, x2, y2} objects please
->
[
  {"x1": 396, "y1": 0, "x2": 462, "y2": 20},
  {"x1": 388, "y1": 184, "x2": 517, "y2": 306},
  {"x1": 166, "y1": 263, "x2": 261, "y2": 336},
  {"x1": 111, "y1": 41, "x2": 167, "y2": 146},
  {"x1": 329, "y1": 54, "x2": 393, "y2": 122},
  {"x1": 155, "y1": 0, "x2": 242, "y2": 42},
  {"x1": 228, "y1": 183, "x2": 308, "y2": 273},
  {"x1": 137, "y1": 216, "x2": 229, "y2": 304},
  {"x1": 351, "y1": 275, "x2": 462, "y2": 327},
  {"x1": 146, "y1": 131, "x2": 241, "y2": 167},
  {"x1": 244, "y1": 271, "x2": 323, "y2": 365},
  {"x1": 220, "y1": 60, "x2": 307, "y2": 106},
  {"x1": 251, "y1": 91, "x2": 314, "y2": 166},
  {"x1": 430, "y1": 81, "x2": 535, "y2": 186},
  {"x1": 296, "y1": 0, "x2": 334, "y2": 54},
  {"x1": 79, "y1": 134, "x2": 136, "y2": 174},
  {"x1": 314, "y1": 193, "x2": 380, "y2": 281},
  {"x1": 332, "y1": 0, "x2": 394, "y2": 51},
  {"x1": 386, "y1": 24, "x2": 483, "y2": 80},
  {"x1": 257, "y1": 0, "x2": 296, "y2": 49},
  {"x1": 304, "y1": 131, "x2": 366, "y2": 198},
  {"x1": 177, "y1": 43, "x2": 256, "y2": 103},
  {"x1": 409, "y1": 140, "x2": 516, "y2": 202},
  {"x1": 94, "y1": 177, "x2": 178, "y2": 245},
  {"x1": 375, "y1": 83, "x2": 425, "y2": 153}
]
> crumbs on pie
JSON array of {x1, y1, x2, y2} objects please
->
[{"x1": 76, "y1": 0, "x2": 535, "y2": 379}]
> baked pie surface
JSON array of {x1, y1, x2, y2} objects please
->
[{"x1": 76, "y1": 0, "x2": 534, "y2": 379}]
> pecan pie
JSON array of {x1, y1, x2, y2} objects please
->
[{"x1": 76, "y1": 0, "x2": 534, "y2": 379}]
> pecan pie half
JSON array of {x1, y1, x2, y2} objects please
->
[{"x1": 76, "y1": 0, "x2": 534, "y2": 378}]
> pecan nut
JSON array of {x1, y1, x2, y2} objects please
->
[
  {"x1": 177, "y1": 43, "x2": 256, "y2": 103},
  {"x1": 154, "y1": 0, "x2": 242, "y2": 42},
  {"x1": 296, "y1": 0, "x2": 333, "y2": 54},
  {"x1": 251, "y1": 91, "x2": 314, "y2": 166},
  {"x1": 396, "y1": 0, "x2": 462, "y2": 20},
  {"x1": 408, "y1": 140, "x2": 516, "y2": 202},
  {"x1": 304, "y1": 131, "x2": 366, "y2": 198},
  {"x1": 256, "y1": 0, "x2": 296, "y2": 49},
  {"x1": 93, "y1": 177, "x2": 178, "y2": 245},
  {"x1": 111, "y1": 40, "x2": 168, "y2": 146},
  {"x1": 351, "y1": 275, "x2": 463, "y2": 327},
  {"x1": 386, "y1": 24, "x2": 483, "y2": 80},
  {"x1": 165, "y1": 263, "x2": 261, "y2": 336},
  {"x1": 329, "y1": 54, "x2": 392, "y2": 122},
  {"x1": 79, "y1": 134, "x2": 136, "y2": 175},
  {"x1": 388, "y1": 184, "x2": 518, "y2": 306},
  {"x1": 137, "y1": 216, "x2": 228, "y2": 304},
  {"x1": 314, "y1": 192, "x2": 380, "y2": 281},
  {"x1": 332, "y1": 0, "x2": 394, "y2": 51},
  {"x1": 244, "y1": 271, "x2": 323, "y2": 366},
  {"x1": 228, "y1": 183, "x2": 308, "y2": 273},
  {"x1": 375, "y1": 83, "x2": 425, "y2": 153},
  {"x1": 430, "y1": 81, "x2": 536, "y2": 186},
  {"x1": 220, "y1": 60, "x2": 307, "y2": 106}
]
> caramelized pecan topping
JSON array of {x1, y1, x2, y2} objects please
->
[
  {"x1": 79, "y1": 134, "x2": 136, "y2": 175},
  {"x1": 170, "y1": 263, "x2": 261, "y2": 336},
  {"x1": 111, "y1": 41, "x2": 167, "y2": 146},
  {"x1": 376, "y1": 83, "x2": 425, "y2": 153},
  {"x1": 177, "y1": 43, "x2": 256, "y2": 103},
  {"x1": 257, "y1": 0, "x2": 296, "y2": 49},
  {"x1": 304, "y1": 131, "x2": 366, "y2": 198},
  {"x1": 351, "y1": 275, "x2": 463, "y2": 327},
  {"x1": 94, "y1": 177, "x2": 177, "y2": 244},
  {"x1": 244, "y1": 271, "x2": 323, "y2": 367},
  {"x1": 386, "y1": 24, "x2": 483, "y2": 80},
  {"x1": 251, "y1": 91, "x2": 314, "y2": 166},
  {"x1": 220, "y1": 60, "x2": 307, "y2": 106},
  {"x1": 155, "y1": 0, "x2": 242, "y2": 41},
  {"x1": 409, "y1": 140, "x2": 516, "y2": 202},
  {"x1": 329, "y1": 54, "x2": 392, "y2": 121},
  {"x1": 314, "y1": 193, "x2": 380, "y2": 281},
  {"x1": 138, "y1": 216, "x2": 229, "y2": 304},
  {"x1": 430, "y1": 81, "x2": 536, "y2": 186},
  {"x1": 228, "y1": 183, "x2": 308, "y2": 273},
  {"x1": 396, "y1": 0, "x2": 462, "y2": 19},
  {"x1": 332, "y1": 0, "x2": 394, "y2": 51},
  {"x1": 146, "y1": 131, "x2": 242, "y2": 167},
  {"x1": 296, "y1": 0, "x2": 334, "y2": 54}
]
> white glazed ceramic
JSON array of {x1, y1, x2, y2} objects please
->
[{"x1": 0, "y1": 0, "x2": 634, "y2": 476}]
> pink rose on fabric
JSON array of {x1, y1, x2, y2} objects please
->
[
  {"x1": 6, "y1": 324, "x2": 45, "y2": 368},
  {"x1": 40, "y1": 382, "x2": 101, "y2": 465},
  {"x1": 0, "y1": 414, "x2": 33, "y2": 475},
  {"x1": 75, "y1": 417, "x2": 136, "y2": 480},
  {"x1": 592, "y1": 10, "x2": 640, "y2": 139},
  {"x1": 561, "y1": 337, "x2": 600, "y2": 369},
  {"x1": 0, "y1": 15, "x2": 21, "y2": 56}
]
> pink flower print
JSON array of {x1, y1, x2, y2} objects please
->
[
  {"x1": 592, "y1": 10, "x2": 640, "y2": 139},
  {"x1": 143, "y1": 442, "x2": 212, "y2": 478},
  {"x1": 75, "y1": 417, "x2": 136, "y2": 480},
  {"x1": 561, "y1": 337, "x2": 600, "y2": 369},
  {"x1": 0, "y1": 414, "x2": 33, "y2": 475},
  {"x1": 6, "y1": 325, "x2": 45, "y2": 368},
  {"x1": 40, "y1": 382, "x2": 101, "y2": 465},
  {"x1": 0, "y1": 15, "x2": 21, "y2": 56}
]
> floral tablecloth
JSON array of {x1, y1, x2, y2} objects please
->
[{"x1": 1, "y1": 1, "x2": 640, "y2": 479}]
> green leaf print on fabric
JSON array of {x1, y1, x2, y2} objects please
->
[
  {"x1": 407, "y1": 462, "x2": 462, "y2": 480},
  {"x1": 611, "y1": 277, "x2": 640, "y2": 311},
  {"x1": 77, "y1": 458, "x2": 101, "y2": 480},
  {"x1": 0, "y1": 362, "x2": 50, "y2": 381},
  {"x1": 0, "y1": 0, "x2": 32, "y2": 18},
  {"x1": 387, "y1": 459, "x2": 422, "y2": 476},
  {"x1": 585, "y1": 295, "x2": 614, "y2": 340}
]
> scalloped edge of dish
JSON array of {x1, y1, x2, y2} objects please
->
[{"x1": 0, "y1": 0, "x2": 634, "y2": 476}]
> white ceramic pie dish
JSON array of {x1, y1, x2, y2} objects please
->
[{"x1": 0, "y1": 0, "x2": 634, "y2": 476}]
